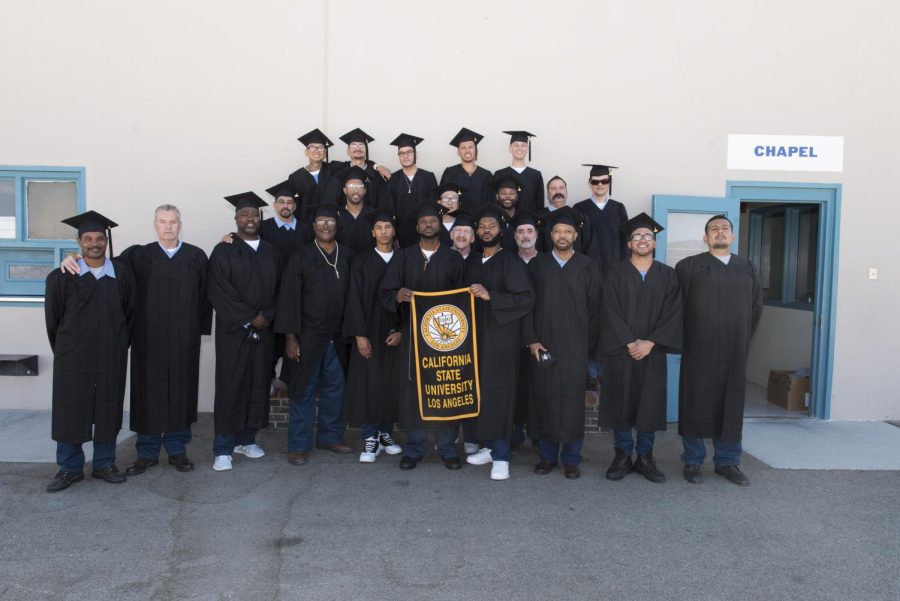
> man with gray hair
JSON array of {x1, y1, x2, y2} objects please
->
[{"x1": 61, "y1": 204, "x2": 212, "y2": 474}]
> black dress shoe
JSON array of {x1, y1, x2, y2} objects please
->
[
  {"x1": 125, "y1": 457, "x2": 159, "y2": 476},
  {"x1": 399, "y1": 456, "x2": 419, "y2": 470},
  {"x1": 442, "y1": 456, "x2": 462, "y2": 470},
  {"x1": 91, "y1": 465, "x2": 127, "y2": 484},
  {"x1": 634, "y1": 453, "x2": 666, "y2": 483},
  {"x1": 534, "y1": 459, "x2": 557, "y2": 475},
  {"x1": 564, "y1": 464, "x2": 581, "y2": 479},
  {"x1": 168, "y1": 454, "x2": 194, "y2": 472},
  {"x1": 715, "y1": 464, "x2": 750, "y2": 486},
  {"x1": 46, "y1": 470, "x2": 84, "y2": 493},
  {"x1": 605, "y1": 448, "x2": 634, "y2": 481},
  {"x1": 316, "y1": 442, "x2": 354, "y2": 454},
  {"x1": 683, "y1": 464, "x2": 704, "y2": 484}
]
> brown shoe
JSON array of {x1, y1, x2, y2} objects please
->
[
  {"x1": 287, "y1": 451, "x2": 308, "y2": 465},
  {"x1": 167, "y1": 454, "x2": 194, "y2": 472},
  {"x1": 564, "y1": 464, "x2": 581, "y2": 479},
  {"x1": 316, "y1": 442, "x2": 353, "y2": 454},
  {"x1": 534, "y1": 459, "x2": 557, "y2": 475}
]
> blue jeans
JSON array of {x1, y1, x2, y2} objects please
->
[
  {"x1": 136, "y1": 428, "x2": 192, "y2": 460},
  {"x1": 213, "y1": 428, "x2": 256, "y2": 456},
  {"x1": 403, "y1": 427, "x2": 458, "y2": 460},
  {"x1": 539, "y1": 439, "x2": 584, "y2": 466},
  {"x1": 56, "y1": 441, "x2": 117, "y2": 471},
  {"x1": 681, "y1": 437, "x2": 742, "y2": 468},
  {"x1": 361, "y1": 423, "x2": 394, "y2": 440},
  {"x1": 613, "y1": 429, "x2": 655, "y2": 456},
  {"x1": 288, "y1": 341, "x2": 346, "y2": 452},
  {"x1": 488, "y1": 438, "x2": 511, "y2": 462},
  {"x1": 587, "y1": 359, "x2": 603, "y2": 379}
]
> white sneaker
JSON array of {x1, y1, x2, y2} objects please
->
[
  {"x1": 378, "y1": 432, "x2": 403, "y2": 455},
  {"x1": 359, "y1": 436, "x2": 381, "y2": 463},
  {"x1": 466, "y1": 447, "x2": 493, "y2": 465},
  {"x1": 491, "y1": 461, "x2": 510, "y2": 480},
  {"x1": 213, "y1": 455, "x2": 233, "y2": 471},
  {"x1": 234, "y1": 444, "x2": 265, "y2": 458},
  {"x1": 463, "y1": 442, "x2": 480, "y2": 455}
]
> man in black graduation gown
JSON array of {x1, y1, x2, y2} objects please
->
[
  {"x1": 440, "y1": 127, "x2": 493, "y2": 214},
  {"x1": 492, "y1": 173, "x2": 524, "y2": 252},
  {"x1": 677, "y1": 215, "x2": 763, "y2": 486},
  {"x1": 276, "y1": 204, "x2": 354, "y2": 465},
  {"x1": 523, "y1": 207, "x2": 602, "y2": 479},
  {"x1": 510, "y1": 210, "x2": 540, "y2": 449},
  {"x1": 207, "y1": 193, "x2": 279, "y2": 472},
  {"x1": 436, "y1": 183, "x2": 464, "y2": 248},
  {"x1": 463, "y1": 205, "x2": 534, "y2": 480},
  {"x1": 342, "y1": 210, "x2": 404, "y2": 463},
  {"x1": 493, "y1": 131, "x2": 544, "y2": 213},
  {"x1": 288, "y1": 128, "x2": 337, "y2": 208},
  {"x1": 536, "y1": 176, "x2": 569, "y2": 253},
  {"x1": 45, "y1": 211, "x2": 135, "y2": 492},
  {"x1": 387, "y1": 133, "x2": 438, "y2": 248},
  {"x1": 449, "y1": 208, "x2": 476, "y2": 262},
  {"x1": 599, "y1": 214, "x2": 683, "y2": 483},
  {"x1": 379, "y1": 201, "x2": 466, "y2": 470},
  {"x1": 321, "y1": 128, "x2": 391, "y2": 209},
  {"x1": 335, "y1": 166, "x2": 375, "y2": 253}
]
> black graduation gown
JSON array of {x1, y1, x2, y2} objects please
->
[
  {"x1": 274, "y1": 242, "x2": 353, "y2": 400},
  {"x1": 378, "y1": 243, "x2": 466, "y2": 429},
  {"x1": 45, "y1": 260, "x2": 135, "y2": 444},
  {"x1": 535, "y1": 206, "x2": 555, "y2": 253},
  {"x1": 288, "y1": 162, "x2": 339, "y2": 209},
  {"x1": 388, "y1": 168, "x2": 438, "y2": 248},
  {"x1": 120, "y1": 243, "x2": 212, "y2": 435},
  {"x1": 466, "y1": 249, "x2": 534, "y2": 440},
  {"x1": 342, "y1": 249, "x2": 402, "y2": 425},
  {"x1": 259, "y1": 218, "x2": 314, "y2": 273},
  {"x1": 207, "y1": 239, "x2": 279, "y2": 435},
  {"x1": 572, "y1": 197, "x2": 629, "y2": 274},
  {"x1": 336, "y1": 205, "x2": 375, "y2": 254},
  {"x1": 493, "y1": 166, "x2": 544, "y2": 213},
  {"x1": 440, "y1": 164, "x2": 493, "y2": 213},
  {"x1": 522, "y1": 252, "x2": 601, "y2": 443},
  {"x1": 322, "y1": 161, "x2": 388, "y2": 210},
  {"x1": 598, "y1": 260, "x2": 683, "y2": 433},
  {"x1": 676, "y1": 253, "x2": 763, "y2": 443}
]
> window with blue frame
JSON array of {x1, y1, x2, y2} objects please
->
[
  {"x1": 0, "y1": 166, "x2": 85, "y2": 297},
  {"x1": 747, "y1": 203, "x2": 819, "y2": 310}
]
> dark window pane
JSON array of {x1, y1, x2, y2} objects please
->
[
  {"x1": 26, "y1": 180, "x2": 77, "y2": 240},
  {"x1": 796, "y1": 208, "x2": 818, "y2": 304},
  {"x1": 760, "y1": 213, "x2": 785, "y2": 301}
]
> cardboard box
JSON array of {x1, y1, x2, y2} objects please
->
[{"x1": 767, "y1": 370, "x2": 810, "y2": 411}]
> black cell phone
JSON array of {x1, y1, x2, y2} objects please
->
[{"x1": 536, "y1": 349, "x2": 556, "y2": 368}]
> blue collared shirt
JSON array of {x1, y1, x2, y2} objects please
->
[
  {"x1": 277, "y1": 217, "x2": 297, "y2": 231},
  {"x1": 77, "y1": 257, "x2": 116, "y2": 279},
  {"x1": 551, "y1": 250, "x2": 569, "y2": 268},
  {"x1": 158, "y1": 240, "x2": 183, "y2": 257}
]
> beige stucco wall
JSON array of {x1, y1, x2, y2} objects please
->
[{"x1": 1, "y1": 0, "x2": 897, "y2": 419}]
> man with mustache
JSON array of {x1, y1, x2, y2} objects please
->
[
  {"x1": 322, "y1": 128, "x2": 391, "y2": 209},
  {"x1": 335, "y1": 166, "x2": 376, "y2": 253},
  {"x1": 677, "y1": 215, "x2": 762, "y2": 486},
  {"x1": 510, "y1": 210, "x2": 541, "y2": 449},
  {"x1": 537, "y1": 176, "x2": 569, "y2": 252}
]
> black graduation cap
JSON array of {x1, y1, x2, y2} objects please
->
[
  {"x1": 340, "y1": 165, "x2": 369, "y2": 185},
  {"x1": 407, "y1": 200, "x2": 446, "y2": 223},
  {"x1": 265, "y1": 179, "x2": 300, "y2": 201},
  {"x1": 225, "y1": 192, "x2": 268, "y2": 211},
  {"x1": 492, "y1": 172, "x2": 524, "y2": 193},
  {"x1": 449, "y1": 127, "x2": 483, "y2": 147},
  {"x1": 510, "y1": 210, "x2": 539, "y2": 229},
  {"x1": 539, "y1": 206, "x2": 584, "y2": 230},
  {"x1": 298, "y1": 128, "x2": 334, "y2": 161},
  {"x1": 363, "y1": 209, "x2": 396, "y2": 228},
  {"x1": 503, "y1": 130, "x2": 537, "y2": 160},
  {"x1": 448, "y1": 209, "x2": 474, "y2": 230},
  {"x1": 435, "y1": 182, "x2": 465, "y2": 201},
  {"x1": 389, "y1": 133, "x2": 424, "y2": 149},
  {"x1": 472, "y1": 203, "x2": 507, "y2": 226},
  {"x1": 622, "y1": 212, "x2": 664, "y2": 236},
  {"x1": 339, "y1": 128, "x2": 375, "y2": 145},
  {"x1": 61, "y1": 210, "x2": 119, "y2": 256},
  {"x1": 305, "y1": 203, "x2": 341, "y2": 221},
  {"x1": 582, "y1": 163, "x2": 618, "y2": 178}
]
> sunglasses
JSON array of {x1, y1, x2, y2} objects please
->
[{"x1": 590, "y1": 177, "x2": 611, "y2": 185}]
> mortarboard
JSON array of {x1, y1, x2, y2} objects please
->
[
  {"x1": 510, "y1": 210, "x2": 539, "y2": 229},
  {"x1": 298, "y1": 128, "x2": 334, "y2": 162},
  {"x1": 540, "y1": 206, "x2": 584, "y2": 230},
  {"x1": 448, "y1": 209, "x2": 474, "y2": 231},
  {"x1": 265, "y1": 180, "x2": 299, "y2": 201},
  {"x1": 390, "y1": 133, "x2": 424, "y2": 149},
  {"x1": 61, "y1": 210, "x2": 118, "y2": 256},
  {"x1": 407, "y1": 200, "x2": 446, "y2": 223},
  {"x1": 503, "y1": 130, "x2": 537, "y2": 160},
  {"x1": 363, "y1": 209, "x2": 396, "y2": 228},
  {"x1": 492, "y1": 173, "x2": 523, "y2": 193},
  {"x1": 225, "y1": 192, "x2": 268, "y2": 211},
  {"x1": 472, "y1": 203, "x2": 507, "y2": 227},
  {"x1": 622, "y1": 212, "x2": 664, "y2": 236},
  {"x1": 449, "y1": 127, "x2": 483, "y2": 147}
]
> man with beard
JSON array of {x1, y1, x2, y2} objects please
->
[
  {"x1": 463, "y1": 205, "x2": 534, "y2": 480},
  {"x1": 510, "y1": 210, "x2": 540, "y2": 448},
  {"x1": 523, "y1": 207, "x2": 601, "y2": 479},
  {"x1": 537, "y1": 176, "x2": 569, "y2": 252},
  {"x1": 276, "y1": 204, "x2": 354, "y2": 465},
  {"x1": 45, "y1": 211, "x2": 135, "y2": 492},
  {"x1": 440, "y1": 128, "x2": 493, "y2": 214},
  {"x1": 335, "y1": 166, "x2": 375, "y2": 253},
  {"x1": 493, "y1": 131, "x2": 544, "y2": 213},
  {"x1": 491, "y1": 173, "x2": 523, "y2": 252},
  {"x1": 449, "y1": 210, "x2": 476, "y2": 261},
  {"x1": 388, "y1": 133, "x2": 438, "y2": 248},
  {"x1": 599, "y1": 213, "x2": 683, "y2": 483},
  {"x1": 379, "y1": 201, "x2": 466, "y2": 470},
  {"x1": 288, "y1": 128, "x2": 337, "y2": 208},
  {"x1": 343, "y1": 210, "x2": 404, "y2": 463},
  {"x1": 677, "y1": 215, "x2": 762, "y2": 486},
  {"x1": 59, "y1": 205, "x2": 211, "y2": 476},
  {"x1": 207, "y1": 193, "x2": 279, "y2": 471},
  {"x1": 322, "y1": 128, "x2": 391, "y2": 209}
]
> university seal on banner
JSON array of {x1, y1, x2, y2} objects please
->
[{"x1": 421, "y1": 304, "x2": 468, "y2": 352}]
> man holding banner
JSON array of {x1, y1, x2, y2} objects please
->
[
  {"x1": 379, "y1": 201, "x2": 467, "y2": 470},
  {"x1": 463, "y1": 205, "x2": 534, "y2": 480}
]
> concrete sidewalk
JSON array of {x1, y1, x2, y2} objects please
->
[{"x1": 0, "y1": 414, "x2": 897, "y2": 601}]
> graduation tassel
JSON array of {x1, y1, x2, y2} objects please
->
[
  {"x1": 107, "y1": 226, "x2": 114, "y2": 257},
  {"x1": 528, "y1": 139, "x2": 532, "y2": 162}
]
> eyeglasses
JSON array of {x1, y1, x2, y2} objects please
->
[
  {"x1": 590, "y1": 177, "x2": 611, "y2": 185},
  {"x1": 307, "y1": 145, "x2": 325, "y2": 152},
  {"x1": 398, "y1": 150, "x2": 415, "y2": 157},
  {"x1": 630, "y1": 233, "x2": 655, "y2": 241},
  {"x1": 314, "y1": 219, "x2": 337, "y2": 226},
  {"x1": 344, "y1": 184, "x2": 365, "y2": 190},
  {"x1": 440, "y1": 196, "x2": 459, "y2": 203}
]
